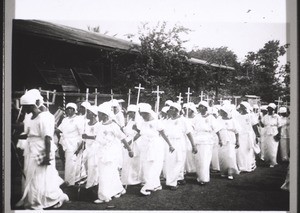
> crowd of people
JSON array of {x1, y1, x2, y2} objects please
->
[{"x1": 14, "y1": 88, "x2": 290, "y2": 210}]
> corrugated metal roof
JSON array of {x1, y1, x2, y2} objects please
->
[
  {"x1": 14, "y1": 20, "x2": 235, "y2": 70},
  {"x1": 13, "y1": 19, "x2": 139, "y2": 52}
]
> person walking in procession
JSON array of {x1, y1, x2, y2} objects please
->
[{"x1": 16, "y1": 93, "x2": 69, "y2": 210}]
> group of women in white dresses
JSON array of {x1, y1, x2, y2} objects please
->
[{"x1": 16, "y1": 90, "x2": 290, "y2": 208}]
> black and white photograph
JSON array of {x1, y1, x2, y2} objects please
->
[{"x1": 3, "y1": 0, "x2": 298, "y2": 212}]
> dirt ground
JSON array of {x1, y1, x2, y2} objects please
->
[{"x1": 11, "y1": 154, "x2": 289, "y2": 211}]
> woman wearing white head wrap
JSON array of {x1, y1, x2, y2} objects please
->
[
  {"x1": 162, "y1": 102, "x2": 197, "y2": 190},
  {"x1": 121, "y1": 104, "x2": 142, "y2": 186},
  {"x1": 182, "y1": 102, "x2": 198, "y2": 174},
  {"x1": 132, "y1": 103, "x2": 175, "y2": 195},
  {"x1": 93, "y1": 103, "x2": 133, "y2": 203},
  {"x1": 217, "y1": 105, "x2": 241, "y2": 180},
  {"x1": 81, "y1": 105, "x2": 101, "y2": 189},
  {"x1": 193, "y1": 101, "x2": 222, "y2": 184},
  {"x1": 259, "y1": 103, "x2": 281, "y2": 167},
  {"x1": 236, "y1": 102, "x2": 260, "y2": 172},
  {"x1": 56, "y1": 102, "x2": 86, "y2": 186},
  {"x1": 16, "y1": 94, "x2": 69, "y2": 209}
]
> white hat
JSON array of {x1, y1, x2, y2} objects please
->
[
  {"x1": 81, "y1": 101, "x2": 91, "y2": 108},
  {"x1": 117, "y1": 99, "x2": 125, "y2": 103},
  {"x1": 138, "y1": 103, "x2": 152, "y2": 113},
  {"x1": 222, "y1": 100, "x2": 231, "y2": 106},
  {"x1": 98, "y1": 103, "x2": 113, "y2": 117},
  {"x1": 87, "y1": 105, "x2": 98, "y2": 115},
  {"x1": 260, "y1": 105, "x2": 268, "y2": 111},
  {"x1": 186, "y1": 102, "x2": 197, "y2": 113},
  {"x1": 165, "y1": 100, "x2": 173, "y2": 106},
  {"x1": 20, "y1": 93, "x2": 36, "y2": 105},
  {"x1": 110, "y1": 99, "x2": 119, "y2": 107},
  {"x1": 66, "y1": 103, "x2": 77, "y2": 112},
  {"x1": 198, "y1": 101, "x2": 209, "y2": 109},
  {"x1": 127, "y1": 104, "x2": 138, "y2": 112},
  {"x1": 268, "y1": 103, "x2": 276, "y2": 109},
  {"x1": 26, "y1": 89, "x2": 43, "y2": 101},
  {"x1": 220, "y1": 105, "x2": 232, "y2": 118},
  {"x1": 278, "y1": 106, "x2": 287, "y2": 113},
  {"x1": 161, "y1": 106, "x2": 170, "y2": 113},
  {"x1": 169, "y1": 102, "x2": 182, "y2": 111}
]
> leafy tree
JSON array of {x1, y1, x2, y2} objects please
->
[
  {"x1": 117, "y1": 22, "x2": 193, "y2": 104},
  {"x1": 189, "y1": 47, "x2": 240, "y2": 98},
  {"x1": 239, "y1": 40, "x2": 289, "y2": 103}
]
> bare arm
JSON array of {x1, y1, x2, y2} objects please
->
[
  {"x1": 159, "y1": 130, "x2": 175, "y2": 153},
  {"x1": 186, "y1": 132, "x2": 197, "y2": 154}
]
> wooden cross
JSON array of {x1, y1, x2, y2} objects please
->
[
  {"x1": 134, "y1": 83, "x2": 145, "y2": 104},
  {"x1": 110, "y1": 89, "x2": 114, "y2": 100},
  {"x1": 275, "y1": 97, "x2": 283, "y2": 109},
  {"x1": 199, "y1": 91, "x2": 205, "y2": 102},
  {"x1": 185, "y1": 87, "x2": 192, "y2": 103},
  {"x1": 177, "y1": 93, "x2": 183, "y2": 104},
  {"x1": 127, "y1": 89, "x2": 131, "y2": 107},
  {"x1": 233, "y1": 96, "x2": 241, "y2": 106},
  {"x1": 152, "y1": 86, "x2": 164, "y2": 114}
]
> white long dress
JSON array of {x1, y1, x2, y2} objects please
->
[
  {"x1": 95, "y1": 121, "x2": 126, "y2": 201},
  {"x1": 136, "y1": 119, "x2": 165, "y2": 191},
  {"x1": 184, "y1": 116, "x2": 197, "y2": 173},
  {"x1": 16, "y1": 112, "x2": 66, "y2": 210},
  {"x1": 121, "y1": 119, "x2": 141, "y2": 185},
  {"x1": 236, "y1": 113, "x2": 257, "y2": 172},
  {"x1": 163, "y1": 117, "x2": 192, "y2": 187},
  {"x1": 193, "y1": 114, "x2": 221, "y2": 183},
  {"x1": 261, "y1": 114, "x2": 280, "y2": 166},
  {"x1": 84, "y1": 121, "x2": 101, "y2": 188},
  {"x1": 57, "y1": 115, "x2": 86, "y2": 185},
  {"x1": 218, "y1": 117, "x2": 240, "y2": 176},
  {"x1": 279, "y1": 116, "x2": 290, "y2": 161}
]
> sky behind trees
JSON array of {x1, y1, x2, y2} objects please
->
[{"x1": 15, "y1": 0, "x2": 287, "y2": 64}]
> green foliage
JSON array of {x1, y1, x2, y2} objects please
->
[
  {"x1": 238, "y1": 40, "x2": 289, "y2": 103},
  {"x1": 117, "y1": 22, "x2": 193, "y2": 103}
]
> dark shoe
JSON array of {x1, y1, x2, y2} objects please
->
[
  {"x1": 177, "y1": 180, "x2": 186, "y2": 185},
  {"x1": 170, "y1": 185, "x2": 178, "y2": 191}
]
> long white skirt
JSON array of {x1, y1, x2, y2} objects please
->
[
  {"x1": 121, "y1": 140, "x2": 141, "y2": 185},
  {"x1": 218, "y1": 142, "x2": 239, "y2": 176},
  {"x1": 210, "y1": 135, "x2": 220, "y2": 171},
  {"x1": 261, "y1": 135, "x2": 279, "y2": 166},
  {"x1": 64, "y1": 150, "x2": 87, "y2": 186},
  {"x1": 16, "y1": 155, "x2": 65, "y2": 209},
  {"x1": 279, "y1": 138, "x2": 289, "y2": 161},
  {"x1": 185, "y1": 137, "x2": 196, "y2": 173},
  {"x1": 97, "y1": 160, "x2": 125, "y2": 200},
  {"x1": 85, "y1": 143, "x2": 99, "y2": 188},
  {"x1": 138, "y1": 136, "x2": 164, "y2": 191},
  {"x1": 236, "y1": 133, "x2": 254, "y2": 172},
  {"x1": 194, "y1": 144, "x2": 213, "y2": 182},
  {"x1": 164, "y1": 138, "x2": 185, "y2": 187}
]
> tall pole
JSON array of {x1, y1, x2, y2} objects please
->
[
  {"x1": 94, "y1": 88, "x2": 98, "y2": 106},
  {"x1": 127, "y1": 89, "x2": 131, "y2": 107}
]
